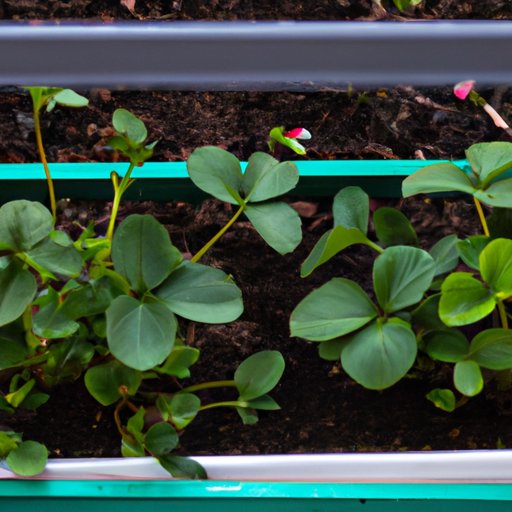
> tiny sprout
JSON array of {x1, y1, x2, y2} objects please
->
[
  {"x1": 268, "y1": 126, "x2": 312, "y2": 156},
  {"x1": 453, "y1": 80, "x2": 510, "y2": 132},
  {"x1": 453, "y1": 80, "x2": 475, "y2": 101}
]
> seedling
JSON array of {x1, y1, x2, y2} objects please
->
[
  {"x1": 291, "y1": 142, "x2": 512, "y2": 410},
  {"x1": 268, "y1": 126, "x2": 311, "y2": 157},
  {"x1": 187, "y1": 146, "x2": 303, "y2": 260},
  {"x1": 453, "y1": 80, "x2": 512, "y2": 136},
  {"x1": 0, "y1": 109, "x2": 295, "y2": 476},
  {"x1": 26, "y1": 87, "x2": 89, "y2": 221}
]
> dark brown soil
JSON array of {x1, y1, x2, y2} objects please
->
[
  {"x1": 1, "y1": 0, "x2": 512, "y2": 21},
  {"x1": 1, "y1": 0, "x2": 512, "y2": 464},
  {"x1": 2, "y1": 193, "x2": 511, "y2": 460}
]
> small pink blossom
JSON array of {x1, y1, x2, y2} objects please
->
[
  {"x1": 284, "y1": 127, "x2": 312, "y2": 140},
  {"x1": 453, "y1": 80, "x2": 475, "y2": 100}
]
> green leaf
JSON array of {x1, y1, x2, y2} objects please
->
[
  {"x1": 156, "y1": 262, "x2": 243, "y2": 323},
  {"x1": 479, "y1": 238, "x2": 512, "y2": 296},
  {"x1": 242, "y1": 152, "x2": 299, "y2": 202},
  {"x1": 439, "y1": 272, "x2": 496, "y2": 326},
  {"x1": 0, "y1": 263, "x2": 37, "y2": 327},
  {"x1": 373, "y1": 246, "x2": 436, "y2": 314},
  {"x1": 423, "y1": 330, "x2": 469, "y2": 363},
  {"x1": 468, "y1": 329, "x2": 512, "y2": 370},
  {"x1": 474, "y1": 178, "x2": 512, "y2": 208},
  {"x1": 0, "y1": 331, "x2": 27, "y2": 370},
  {"x1": 244, "y1": 202, "x2": 302, "y2": 255},
  {"x1": 84, "y1": 360, "x2": 142, "y2": 406},
  {"x1": 374, "y1": 207, "x2": 418, "y2": 247},
  {"x1": 107, "y1": 296, "x2": 177, "y2": 371},
  {"x1": 341, "y1": 318, "x2": 417, "y2": 390},
  {"x1": 44, "y1": 338, "x2": 95, "y2": 383},
  {"x1": 156, "y1": 346, "x2": 200, "y2": 378},
  {"x1": 402, "y1": 163, "x2": 475, "y2": 197},
  {"x1": 290, "y1": 278, "x2": 377, "y2": 341},
  {"x1": 6, "y1": 379, "x2": 35, "y2": 408},
  {"x1": 237, "y1": 407, "x2": 259, "y2": 425},
  {"x1": 126, "y1": 407, "x2": 145, "y2": 439},
  {"x1": 333, "y1": 186, "x2": 369, "y2": 234},
  {"x1": 300, "y1": 226, "x2": 377, "y2": 278},
  {"x1": 411, "y1": 294, "x2": 445, "y2": 331},
  {"x1": 33, "y1": 288, "x2": 80, "y2": 339},
  {"x1": 0, "y1": 200, "x2": 53, "y2": 252},
  {"x1": 318, "y1": 338, "x2": 349, "y2": 361},
  {"x1": 426, "y1": 389, "x2": 456, "y2": 412},
  {"x1": 158, "y1": 455, "x2": 207, "y2": 479},
  {"x1": 430, "y1": 235, "x2": 460, "y2": 277},
  {"x1": 466, "y1": 141, "x2": 512, "y2": 186},
  {"x1": 53, "y1": 89, "x2": 89, "y2": 108},
  {"x1": 454, "y1": 360, "x2": 483, "y2": 397},
  {"x1": 26, "y1": 236, "x2": 83, "y2": 278},
  {"x1": 112, "y1": 215, "x2": 182, "y2": 294},
  {"x1": 6, "y1": 440, "x2": 48, "y2": 476},
  {"x1": 268, "y1": 126, "x2": 307, "y2": 155},
  {"x1": 121, "y1": 434, "x2": 145, "y2": 458},
  {"x1": 145, "y1": 422, "x2": 179, "y2": 456},
  {"x1": 160, "y1": 393, "x2": 201, "y2": 430},
  {"x1": 235, "y1": 351, "x2": 285, "y2": 401},
  {"x1": 187, "y1": 146, "x2": 243, "y2": 204},
  {"x1": 245, "y1": 395, "x2": 281, "y2": 410},
  {"x1": 457, "y1": 236, "x2": 490, "y2": 271},
  {"x1": 112, "y1": 108, "x2": 147, "y2": 145},
  {"x1": 0, "y1": 431, "x2": 19, "y2": 458},
  {"x1": 63, "y1": 277, "x2": 123, "y2": 319}
]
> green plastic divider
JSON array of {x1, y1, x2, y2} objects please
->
[
  {"x1": 0, "y1": 160, "x2": 470, "y2": 203},
  {"x1": 1, "y1": 481, "x2": 512, "y2": 512}
]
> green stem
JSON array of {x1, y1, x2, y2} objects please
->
[
  {"x1": 368, "y1": 239, "x2": 385, "y2": 254},
  {"x1": 199, "y1": 400, "x2": 247, "y2": 412},
  {"x1": 191, "y1": 204, "x2": 246, "y2": 263},
  {"x1": 106, "y1": 162, "x2": 136, "y2": 241},
  {"x1": 473, "y1": 197, "x2": 490, "y2": 237},
  {"x1": 181, "y1": 379, "x2": 236, "y2": 394},
  {"x1": 33, "y1": 108, "x2": 57, "y2": 222},
  {"x1": 498, "y1": 301, "x2": 509, "y2": 330}
]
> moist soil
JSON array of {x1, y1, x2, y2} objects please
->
[{"x1": 1, "y1": 1, "x2": 512, "y2": 462}]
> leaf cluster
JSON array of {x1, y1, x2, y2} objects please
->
[
  {"x1": 291, "y1": 142, "x2": 512, "y2": 409},
  {"x1": 0, "y1": 107, "x2": 304, "y2": 476}
]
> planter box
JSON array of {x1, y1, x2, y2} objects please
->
[
  {"x1": 1, "y1": 160, "x2": 512, "y2": 509},
  {"x1": 2, "y1": 453, "x2": 512, "y2": 511},
  {"x1": 2, "y1": 18, "x2": 512, "y2": 510},
  {"x1": 0, "y1": 159, "x2": 469, "y2": 203}
]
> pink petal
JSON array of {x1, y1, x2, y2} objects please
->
[
  {"x1": 284, "y1": 127, "x2": 311, "y2": 140},
  {"x1": 453, "y1": 80, "x2": 475, "y2": 100}
]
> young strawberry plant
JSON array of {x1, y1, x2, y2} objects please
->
[{"x1": 291, "y1": 141, "x2": 512, "y2": 410}]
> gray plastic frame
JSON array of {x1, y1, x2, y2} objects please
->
[{"x1": 0, "y1": 21, "x2": 511, "y2": 89}]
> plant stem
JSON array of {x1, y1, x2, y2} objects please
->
[
  {"x1": 191, "y1": 204, "x2": 246, "y2": 263},
  {"x1": 199, "y1": 400, "x2": 247, "y2": 412},
  {"x1": 33, "y1": 108, "x2": 57, "y2": 221},
  {"x1": 368, "y1": 239, "x2": 385, "y2": 254},
  {"x1": 473, "y1": 197, "x2": 490, "y2": 236},
  {"x1": 498, "y1": 301, "x2": 509, "y2": 330},
  {"x1": 181, "y1": 380, "x2": 236, "y2": 393},
  {"x1": 106, "y1": 163, "x2": 136, "y2": 241}
]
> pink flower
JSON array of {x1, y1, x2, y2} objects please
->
[
  {"x1": 453, "y1": 80, "x2": 475, "y2": 100},
  {"x1": 284, "y1": 127, "x2": 312, "y2": 140}
]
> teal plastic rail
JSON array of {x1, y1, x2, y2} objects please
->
[
  {"x1": 1, "y1": 480, "x2": 512, "y2": 511},
  {"x1": 0, "y1": 159, "x2": 470, "y2": 202}
]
